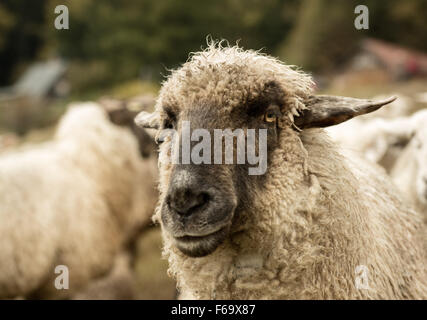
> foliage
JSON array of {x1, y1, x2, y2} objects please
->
[
  {"x1": 0, "y1": 0, "x2": 47, "y2": 85},
  {"x1": 44, "y1": 0, "x2": 297, "y2": 88},
  {"x1": 279, "y1": 0, "x2": 427, "y2": 72},
  {"x1": 0, "y1": 0, "x2": 426, "y2": 89},
  {"x1": 278, "y1": 0, "x2": 360, "y2": 72}
]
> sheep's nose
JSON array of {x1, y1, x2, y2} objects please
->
[{"x1": 167, "y1": 186, "x2": 210, "y2": 217}]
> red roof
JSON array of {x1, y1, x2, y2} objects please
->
[{"x1": 362, "y1": 38, "x2": 427, "y2": 76}]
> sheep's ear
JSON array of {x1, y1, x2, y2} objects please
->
[
  {"x1": 134, "y1": 111, "x2": 160, "y2": 130},
  {"x1": 294, "y1": 95, "x2": 397, "y2": 129}
]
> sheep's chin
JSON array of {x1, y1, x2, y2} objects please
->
[{"x1": 173, "y1": 227, "x2": 228, "y2": 257}]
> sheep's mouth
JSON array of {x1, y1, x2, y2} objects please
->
[{"x1": 173, "y1": 227, "x2": 228, "y2": 257}]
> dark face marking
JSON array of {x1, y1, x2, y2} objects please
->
[
  {"x1": 134, "y1": 82, "x2": 397, "y2": 258},
  {"x1": 160, "y1": 82, "x2": 286, "y2": 257}
]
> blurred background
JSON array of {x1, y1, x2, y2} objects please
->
[
  {"x1": 0, "y1": 0, "x2": 426, "y2": 299},
  {"x1": 2, "y1": 0, "x2": 427, "y2": 135}
]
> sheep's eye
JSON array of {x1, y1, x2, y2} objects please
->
[
  {"x1": 155, "y1": 129, "x2": 173, "y2": 145},
  {"x1": 162, "y1": 116, "x2": 176, "y2": 130},
  {"x1": 162, "y1": 107, "x2": 177, "y2": 130},
  {"x1": 164, "y1": 121, "x2": 174, "y2": 130},
  {"x1": 264, "y1": 110, "x2": 278, "y2": 123}
]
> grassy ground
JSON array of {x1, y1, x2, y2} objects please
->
[{"x1": 133, "y1": 227, "x2": 177, "y2": 300}]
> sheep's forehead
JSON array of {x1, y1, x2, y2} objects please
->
[{"x1": 157, "y1": 46, "x2": 313, "y2": 114}]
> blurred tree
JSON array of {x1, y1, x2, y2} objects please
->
[
  {"x1": 366, "y1": 0, "x2": 427, "y2": 52},
  {"x1": 44, "y1": 0, "x2": 297, "y2": 90},
  {"x1": 278, "y1": 0, "x2": 360, "y2": 72},
  {"x1": 1, "y1": 0, "x2": 426, "y2": 90},
  {"x1": 277, "y1": 0, "x2": 427, "y2": 73},
  {"x1": 0, "y1": 4, "x2": 15, "y2": 50},
  {"x1": 0, "y1": 0, "x2": 47, "y2": 85}
]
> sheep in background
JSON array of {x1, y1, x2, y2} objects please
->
[
  {"x1": 359, "y1": 94, "x2": 412, "y2": 120},
  {"x1": 328, "y1": 108, "x2": 427, "y2": 221},
  {"x1": 416, "y1": 92, "x2": 427, "y2": 104},
  {"x1": 0, "y1": 102, "x2": 158, "y2": 299},
  {"x1": 99, "y1": 94, "x2": 157, "y2": 158},
  {"x1": 326, "y1": 116, "x2": 415, "y2": 172},
  {"x1": 391, "y1": 110, "x2": 427, "y2": 223},
  {"x1": 325, "y1": 94, "x2": 414, "y2": 172},
  {"x1": 136, "y1": 43, "x2": 427, "y2": 299}
]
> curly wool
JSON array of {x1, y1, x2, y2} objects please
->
[
  {"x1": 0, "y1": 103, "x2": 157, "y2": 299},
  {"x1": 155, "y1": 43, "x2": 427, "y2": 299},
  {"x1": 157, "y1": 41, "x2": 313, "y2": 119}
]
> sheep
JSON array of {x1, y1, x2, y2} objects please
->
[
  {"x1": 0, "y1": 102, "x2": 158, "y2": 299},
  {"x1": 326, "y1": 116, "x2": 415, "y2": 172},
  {"x1": 135, "y1": 42, "x2": 427, "y2": 299},
  {"x1": 416, "y1": 92, "x2": 427, "y2": 104},
  {"x1": 359, "y1": 94, "x2": 412, "y2": 120},
  {"x1": 325, "y1": 94, "x2": 414, "y2": 172},
  {"x1": 390, "y1": 110, "x2": 427, "y2": 223},
  {"x1": 327, "y1": 108, "x2": 427, "y2": 221},
  {"x1": 99, "y1": 95, "x2": 157, "y2": 158}
]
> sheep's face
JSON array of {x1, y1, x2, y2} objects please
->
[
  {"x1": 135, "y1": 44, "x2": 396, "y2": 257},
  {"x1": 151, "y1": 81, "x2": 288, "y2": 257},
  {"x1": 414, "y1": 128, "x2": 427, "y2": 205}
]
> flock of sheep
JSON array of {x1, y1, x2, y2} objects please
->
[{"x1": 0, "y1": 43, "x2": 426, "y2": 300}]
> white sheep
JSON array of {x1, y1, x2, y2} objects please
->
[
  {"x1": 136, "y1": 43, "x2": 427, "y2": 299},
  {"x1": 416, "y1": 92, "x2": 427, "y2": 104},
  {"x1": 360, "y1": 94, "x2": 412, "y2": 120},
  {"x1": 326, "y1": 116, "x2": 415, "y2": 172},
  {"x1": 391, "y1": 110, "x2": 427, "y2": 223},
  {"x1": 325, "y1": 94, "x2": 414, "y2": 172},
  {"x1": 0, "y1": 102, "x2": 158, "y2": 299}
]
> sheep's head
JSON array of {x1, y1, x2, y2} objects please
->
[
  {"x1": 99, "y1": 97, "x2": 157, "y2": 158},
  {"x1": 135, "y1": 43, "x2": 396, "y2": 257}
]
